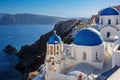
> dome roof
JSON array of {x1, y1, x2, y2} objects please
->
[
  {"x1": 73, "y1": 27, "x2": 103, "y2": 46},
  {"x1": 48, "y1": 31, "x2": 62, "y2": 44},
  {"x1": 99, "y1": 7, "x2": 120, "y2": 15}
]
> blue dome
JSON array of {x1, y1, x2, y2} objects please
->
[
  {"x1": 99, "y1": 7, "x2": 120, "y2": 15},
  {"x1": 73, "y1": 27, "x2": 103, "y2": 46},
  {"x1": 48, "y1": 33, "x2": 62, "y2": 44}
]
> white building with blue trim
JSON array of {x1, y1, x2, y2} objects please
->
[
  {"x1": 44, "y1": 27, "x2": 105, "y2": 80},
  {"x1": 71, "y1": 27, "x2": 104, "y2": 69},
  {"x1": 98, "y1": 7, "x2": 120, "y2": 42},
  {"x1": 33, "y1": 6, "x2": 120, "y2": 80}
]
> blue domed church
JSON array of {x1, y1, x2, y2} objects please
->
[
  {"x1": 71, "y1": 27, "x2": 104, "y2": 69},
  {"x1": 41, "y1": 6, "x2": 120, "y2": 80},
  {"x1": 33, "y1": 6, "x2": 120, "y2": 80},
  {"x1": 98, "y1": 7, "x2": 120, "y2": 41},
  {"x1": 44, "y1": 28, "x2": 105, "y2": 80}
]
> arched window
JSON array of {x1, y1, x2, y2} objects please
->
[
  {"x1": 50, "y1": 46, "x2": 53, "y2": 55},
  {"x1": 96, "y1": 52, "x2": 98, "y2": 60},
  {"x1": 107, "y1": 32, "x2": 110, "y2": 38},
  {"x1": 56, "y1": 46, "x2": 59, "y2": 55},
  {"x1": 108, "y1": 19, "x2": 111, "y2": 25},
  {"x1": 82, "y1": 52, "x2": 86, "y2": 60},
  {"x1": 101, "y1": 19, "x2": 103, "y2": 24},
  {"x1": 116, "y1": 19, "x2": 118, "y2": 25},
  {"x1": 74, "y1": 49, "x2": 76, "y2": 58}
]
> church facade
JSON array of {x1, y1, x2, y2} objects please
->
[
  {"x1": 97, "y1": 7, "x2": 120, "y2": 69},
  {"x1": 45, "y1": 27, "x2": 105, "y2": 80},
  {"x1": 98, "y1": 7, "x2": 120, "y2": 41}
]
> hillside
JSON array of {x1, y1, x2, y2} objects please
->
[
  {"x1": 0, "y1": 13, "x2": 8, "y2": 19},
  {"x1": 0, "y1": 13, "x2": 67, "y2": 25}
]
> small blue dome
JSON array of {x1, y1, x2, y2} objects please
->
[
  {"x1": 99, "y1": 7, "x2": 120, "y2": 15},
  {"x1": 73, "y1": 27, "x2": 103, "y2": 46},
  {"x1": 48, "y1": 33, "x2": 62, "y2": 44}
]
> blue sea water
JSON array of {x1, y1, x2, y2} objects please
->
[{"x1": 0, "y1": 24, "x2": 54, "y2": 80}]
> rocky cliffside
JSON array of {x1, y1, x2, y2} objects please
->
[{"x1": 15, "y1": 19, "x2": 80, "y2": 80}]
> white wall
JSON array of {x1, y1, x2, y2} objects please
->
[
  {"x1": 71, "y1": 43, "x2": 104, "y2": 69},
  {"x1": 98, "y1": 15, "x2": 120, "y2": 32},
  {"x1": 106, "y1": 42, "x2": 115, "y2": 55},
  {"x1": 100, "y1": 26, "x2": 118, "y2": 41},
  {"x1": 114, "y1": 33, "x2": 120, "y2": 46},
  {"x1": 60, "y1": 60, "x2": 64, "y2": 72},
  {"x1": 112, "y1": 45, "x2": 120, "y2": 67},
  {"x1": 92, "y1": 43, "x2": 104, "y2": 62},
  {"x1": 99, "y1": 15, "x2": 120, "y2": 25},
  {"x1": 91, "y1": 43, "x2": 104, "y2": 69},
  {"x1": 45, "y1": 71, "x2": 59, "y2": 80},
  {"x1": 114, "y1": 24, "x2": 120, "y2": 30},
  {"x1": 72, "y1": 44, "x2": 92, "y2": 62},
  {"x1": 90, "y1": 62, "x2": 103, "y2": 69}
]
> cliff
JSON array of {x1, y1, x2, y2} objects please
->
[
  {"x1": 15, "y1": 19, "x2": 80, "y2": 80},
  {"x1": 0, "y1": 13, "x2": 67, "y2": 25},
  {"x1": 0, "y1": 13, "x2": 8, "y2": 19}
]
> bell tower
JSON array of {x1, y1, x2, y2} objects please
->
[{"x1": 45, "y1": 30, "x2": 64, "y2": 80}]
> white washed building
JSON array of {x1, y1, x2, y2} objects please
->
[
  {"x1": 33, "y1": 6, "x2": 120, "y2": 80},
  {"x1": 44, "y1": 27, "x2": 104, "y2": 80},
  {"x1": 98, "y1": 7, "x2": 120, "y2": 41}
]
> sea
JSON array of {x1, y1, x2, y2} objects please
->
[{"x1": 0, "y1": 24, "x2": 54, "y2": 80}]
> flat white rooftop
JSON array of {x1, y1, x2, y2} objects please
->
[{"x1": 107, "y1": 68, "x2": 120, "y2": 80}]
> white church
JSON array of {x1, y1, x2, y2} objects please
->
[{"x1": 33, "y1": 6, "x2": 120, "y2": 80}]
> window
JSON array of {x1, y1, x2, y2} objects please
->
[
  {"x1": 50, "y1": 46, "x2": 53, "y2": 55},
  {"x1": 108, "y1": 19, "x2": 111, "y2": 25},
  {"x1": 116, "y1": 19, "x2": 118, "y2": 25},
  {"x1": 74, "y1": 49, "x2": 76, "y2": 57},
  {"x1": 82, "y1": 52, "x2": 86, "y2": 60},
  {"x1": 101, "y1": 19, "x2": 103, "y2": 24},
  {"x1": 96, "y1": 52, "x2": 98, "y2": 60},
  {"x1": 56, "y1": 46, "x2": 59, "y2": 55},
  {"x1": 107, "y1": 32, "x2": 110, "y2": 38}
]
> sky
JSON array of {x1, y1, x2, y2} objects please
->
[{"x1": 0, "y1": 0, "x2": 120, "y2": 18}]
